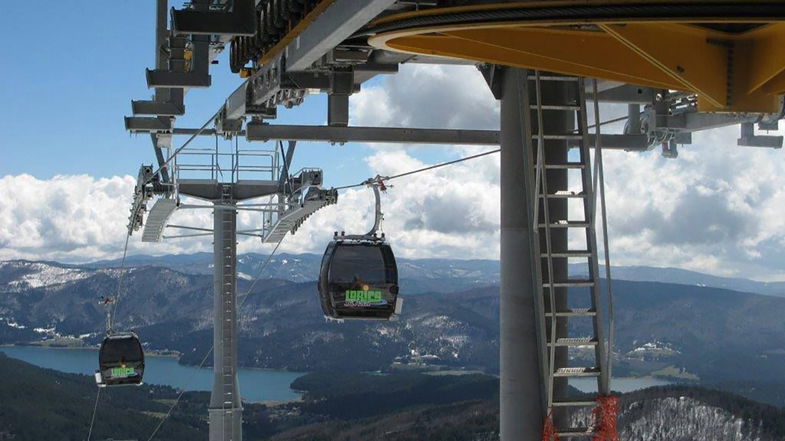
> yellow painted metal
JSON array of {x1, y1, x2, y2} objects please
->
[
  {"x1": 387, "y1": 28, "x2": 677, "y2": 88},
  {"x1": 743, "y1": 24, "x2": 785, "y2": 94},
  {"x1": 598, "y1": 23, "x2": 728, "y2": 109},
  {"x1": 368, "y1": 2, "x2": 785, "y2": 113}
]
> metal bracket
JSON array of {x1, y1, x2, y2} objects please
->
[
  {"x1": 132, "y1": 98, "x2": 186, "y2": 116},
  {"x1": 124, "y1": 116, "x2": 173, "y2": 133},
  {"x1": 478, "y1": 64, "x2": 503, "y2": 99},
  {"x1": 328, "y1": 69, "x2": 354, "y2": 127},
  {"x1": 738, "y1": 122, "x2": 784, "y2": 148},
  {"x1": 146, "y1": 69, "x2": 211, "y2": 89},
  {"x1": 171, "y1": 0, "x2": 256, "y2": 37},
  {"x1": 215, "y1": 108, "x2": 243, "y2": 136}
]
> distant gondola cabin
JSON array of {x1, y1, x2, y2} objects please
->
[{"x1": 96, "y1": 332, "x2": 145, "y2": 387}]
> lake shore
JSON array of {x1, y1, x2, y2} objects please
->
[
  {"x1": 0, "y1": 343, "x2": 181, "y2": 359},
  {"x1": 0, "y1": 345, "x2": 306, "y2": 402}
]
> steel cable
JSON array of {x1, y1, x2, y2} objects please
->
[
  {"x1": 85, "y1": 387, "x2": 101, "y2": 441},
  {"x1": 332, "y1": 148, "x2": 501, "y2": 191}
]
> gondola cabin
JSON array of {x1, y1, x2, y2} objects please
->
[
  {"x1": 318, "y1": 236, "x2": 401, "y2": 320},
  {"x1": 95, "y1": 332, "x2": 145, "y2": 387}
]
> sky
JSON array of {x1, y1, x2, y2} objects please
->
[{"x1": 1, "y1": 2, "x2": 785, "y2": 282}]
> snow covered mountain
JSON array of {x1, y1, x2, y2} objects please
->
[{"x1": 88, "y1": 252, "x2": 785, "y2": 297}]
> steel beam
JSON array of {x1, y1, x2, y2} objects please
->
[
  {"x1": 247, "y1": 124, "x2": 500, "y2": 145},
  {"x1": 209, "y1": 196, "x2": 243, "y2": 441},
  {"x1": 285, "y1": 0, "x2": 396, "y2": 72},
  {"x1": 592, "y1": 84, "x2": 656, "y2": 104},
  {"x1": 244, "y1": 123, "x2": 648, "y2": 149},
  {"x1": 178, "y1": 179, "x2": 279, "y2": 201},
  {"x1": 124, "y1": 116, "x2": 172, "y2": 132},
  {"x1": 146, "y1": 69, "x2": 211, "y2": 89},
  {"x1": 132, "y1": 98, "x2": 185, "y2": 116},
  {"x1": 499, "y1": 67, "x2": 546, "y2": 441}
]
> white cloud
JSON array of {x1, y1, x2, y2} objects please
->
[
  {"x1": 590, "y1": 124, "x2": 785, "y2": 280},
  {"x1": 351, "y1": 64, "x2": 499, "y2": 131},
  {"x1": 0, "y1": 174, "x2": 214, "y2": 262},
  {"x1": 346, "y1": 64, "x2": 785, "y2": 281},
  {"x1": 2, "y1": 64, "x2": 785, "y2": 282}
]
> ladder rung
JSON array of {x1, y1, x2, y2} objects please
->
[
  {"x1": 548, "y1": 337, "x2": 598, "y2": 346},
  {"x1": 552, "y1": 400, "x2": 597, "y2": 407},
  {"x1": 538, "y1": 221, "x2": 590, "y2": 228},
  {"x1": 554, "y1": 367, "x2": 601, "y2": 377},
  {"x1": 547, "y1": 308, "x2": 597, "y2": 317},
  {"x1": 544, "y1": 279, "x2": 595, "y2": 288},
  {"x1": 531, "y1": 104, "x2": 582, "y2": 111},
  {"x1": 536, "y1": 133, "x2": 584, "y2": 140},
  {"x1": 544, "y1": 162, "x2": 585, "y2": 169},
  {"x1": 557, "y1": 427, "x2": 595, "y2": 437},
  {"x1": 529, "y1": 75, "x2": 580, "y2": 82},
  {"x1": 539, "y1": 191, "x2": 587, "y2": 199},
  {"x1": 541, "y1": 250, "x2": 592, "y2": 258}
]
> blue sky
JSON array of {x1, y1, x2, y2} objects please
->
[{"x1": 0, "y1": 0, "x2": 460, "y2": 188}]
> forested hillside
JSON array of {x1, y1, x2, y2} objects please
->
[{"x1": 2, "y1": 354, "x2": 784, "y2": 441}]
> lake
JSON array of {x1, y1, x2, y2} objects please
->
[
  {"x1": 0, "y1": 345, "x2": 305, "y2": 402},
  {"x1": 1, "y1": 346, "x2": 670, "y2": 400},
  {"x1": 571, "y1": 376, "x2": 671, "y2": 393}
]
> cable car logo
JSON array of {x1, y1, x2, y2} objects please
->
[
  {"x1": 110, "y1": 367, "x2": 136, "y2": 378},
  {"x1": 345, "y1": 289, "x2": 384, "y2": 305}
]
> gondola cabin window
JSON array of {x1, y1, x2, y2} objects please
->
[{"x1": 329, "y1": 245, "x2": 387, "y2": 286}]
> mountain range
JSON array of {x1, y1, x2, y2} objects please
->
[
  {"x1": 2, "y1": 256, "x2": 785, "y2": 407},
  {"x1": 87, "y1": 252, "x2": 785, "y2": 298}
]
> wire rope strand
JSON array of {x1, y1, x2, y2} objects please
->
[
  {"x1": 86, "y1": 387, "x2": 101, "y2": 441},
  {"x1": 592, "y1": 79, "x2": 615, "y2": 385},
  {"x1": 109, "y1": 233, "x2": 132, "y2": 332},
  {"x1": 332, "y1": 148, "x2": 501, "y2": 191}
]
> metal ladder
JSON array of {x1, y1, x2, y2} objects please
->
[
  {"x1": 219, "y1": 184, "x2": 239, "y2": 439},
  {"x1": 529, "y1": 71, "x2": 610, "y2": 438}
]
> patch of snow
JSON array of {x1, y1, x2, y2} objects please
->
[
  {"x1": 6, "y1": 320, "x2": 26, "y2": 329},
  {"x1": 6, "y1": 263, "x2": 91, "y2": 288}
]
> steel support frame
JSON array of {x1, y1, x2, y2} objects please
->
[
  {"x1": 284, "y1": 0, "x2": 397, "y2": 72},
  {"x1": 209, "y1": 193, "x2": 243, "y2": 441},
  {"x1": 173, "y1": 180, "x2": 281, "y2": 441},
  {"x1": 499, "y1": 67, "x2": 541, "y2": 441}
]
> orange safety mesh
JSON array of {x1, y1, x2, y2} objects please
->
[
  {"x1": 592, "y1": 395, "x2": 619, "y2": 441},
  {"x1": 542, "y1": 410, "x2": 560, "y2": 441}
]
